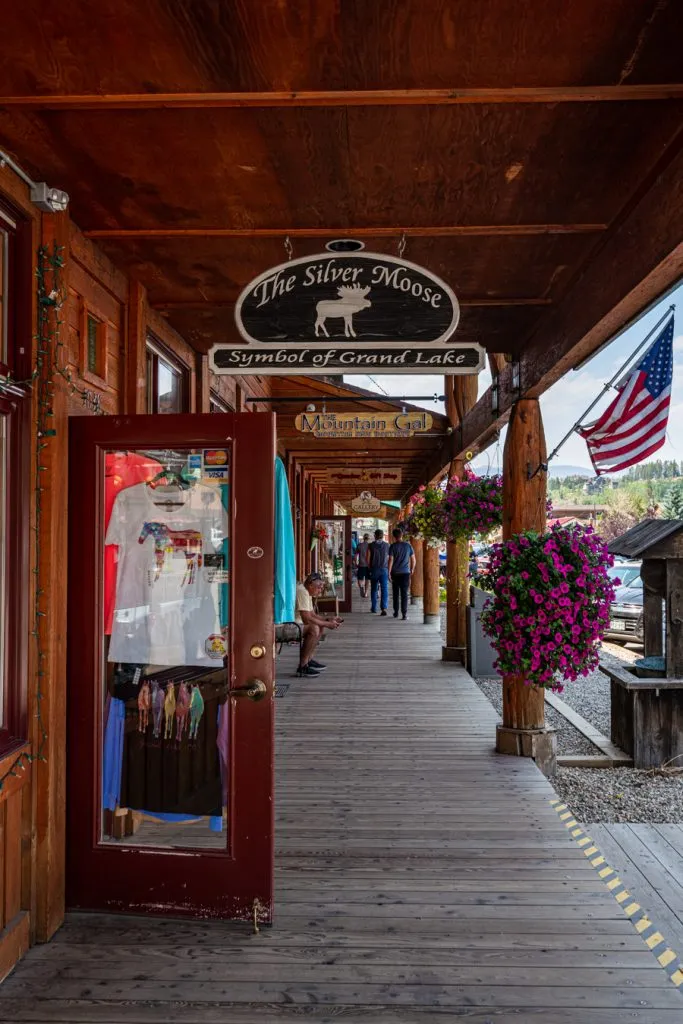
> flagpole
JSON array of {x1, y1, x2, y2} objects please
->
[{"x1": 529, "y1": 304, "x2": 675, "y2": 478}]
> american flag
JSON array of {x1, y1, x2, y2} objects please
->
[{"x1": 578, "y1": 316, "x2": 675, "y2": 475}]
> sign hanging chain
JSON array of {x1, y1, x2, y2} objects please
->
[
  {"x1": 284, "y1": 235, "x2": 293, "y2": 261},
  {"x1": 397, "y1": 232, "x2": 407, "y2": 258}
]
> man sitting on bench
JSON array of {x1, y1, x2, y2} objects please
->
[{"x1": 295, "y1": 571, "x2": 343, "y2": 677}]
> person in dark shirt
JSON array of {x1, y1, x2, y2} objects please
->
[
  {"x1": 368, "y1": 528, "x2": 390, "y2": 616},
  {"x1": 355, "y1": 533, "x2": 371, "y2": 599},
  {"x1": 388, "y1": 527, "x2": 416, "y2": 620}
]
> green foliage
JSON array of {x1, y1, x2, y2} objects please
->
[{"x1": 661, "y1": 482, "x2": 683, "y2": 519}]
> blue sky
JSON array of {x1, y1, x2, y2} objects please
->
[{"x1": 345, "y1": 281, "x2": 683, "y2": 474}]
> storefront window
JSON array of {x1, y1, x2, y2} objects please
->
[
  {"x1": 101, "y1": 446, "x2": 231, "y2": 849},
  {"x1": 314, "y1": 518, "x2": 347, "y2": 604},
  {"x1": 210, "y1": 392, "x2": 232, "y2": 414},
  {"x1": 146, "y1": 340, "x2": 188, "y2": 414}
]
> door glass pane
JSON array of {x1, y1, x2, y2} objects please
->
[
  {"x1": 314, "y1": 519, "x2": 346, "y2": 603},
  {"x1": 157, "y1": 359, "x2": 182, "y2": 414},
  {"x1": 0, "y1": 417, "x2": 6, "y2": 724},
  {"x1": 101, "y1": 446, "x2": 231, "y2": 850}
]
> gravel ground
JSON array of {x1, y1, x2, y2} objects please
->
[
  {"x1": 558, "y1": 642, "x2": 641, "y2": 738},
  {"x1": 553, "y1": 766, "x2": 683, "y2": 823},
  {"x1": 475, "y1": 677, "x2": 602, "y2": 757}
]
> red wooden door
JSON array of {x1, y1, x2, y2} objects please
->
[
  {"x1": 312, "y1": 515, "x2": 353, "y2": 613},
  {"x1": 67, "y1": 413, "x2": 275, "y2": 922}
]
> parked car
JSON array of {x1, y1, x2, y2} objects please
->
[
  {"x1": 606, "y1": 577, "x2": 644, "y2": 644},
  {"x1": 607, "y1": 560, "x2": 641, "y2": 589}
]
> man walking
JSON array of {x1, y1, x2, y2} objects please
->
[
  {"x1": 368, "y1": 528, "x2": 390, "y2": 616},
  {"x1": 355, "y1": 532, "x2": 371, "y2": 599},
  {"x1": 388, "y1": 527, "x2": 416, "y2": 621}
]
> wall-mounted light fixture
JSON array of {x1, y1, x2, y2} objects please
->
[
  {"x1": 491, "y1": 371, "x2": 499, "y2": 415},
  {"x1": 29, "y1": 182, "x2": 70, "y2": 213},
  {"x1": 0, "y1": 148, "x2": 70, "y2": 213}
]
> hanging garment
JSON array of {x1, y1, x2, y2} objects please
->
[
  {"x1": 106, "y1": 482, "x2": 229, "y2": 666},
  {"x1": 104, "y1": 452, "x2": 161, "y2": 635},
  {"x1": 274, "y1": 457, "x2": 296, "y2": 624}
]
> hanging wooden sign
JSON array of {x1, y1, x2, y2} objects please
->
[
  {"x1": 328, "y1": 468, "x2": 403, "y2": 485},
  {"x1": 294, "y1": 410, "x2": 433, "y2": 439},
  {"x1": 351, "y1": 492, "x2": 382, "y2": 514},
  {"x1": 209, "y1": 250, "x2": 484, "y2": 376},
  {"x1": 236, "y1": 252, "x2": 459, "y2": 346}
]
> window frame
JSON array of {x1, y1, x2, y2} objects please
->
[
  {"x1": 0, "y1": 199, "x2": 31, "y2": 754},
  {"x1": 79, "y1": 298, "x2": 111, "y2": 387},
  {"x1": 209, "y1": 390, "x2": 233, "y2": 414},
  {"x1": 146, "y1": 337, "x2": 190, "y2": 415}
]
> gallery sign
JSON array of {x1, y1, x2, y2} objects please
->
[
  {"x1": 294, "y1": 410, "x2": 433, "y2": 439},
  {"x1": 350, "y1": 492, "x2": 382, "y2": 514},
  {"x1": 328, "y1": 468, "x2": 402, "y2": 485},
  {"x1": 209, "y1": 250, "x2": 485, "y2": 376}
]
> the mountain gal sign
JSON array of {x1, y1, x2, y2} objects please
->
[{"x1": 209, "y1": 251, "x2": 485, "y2": 376}]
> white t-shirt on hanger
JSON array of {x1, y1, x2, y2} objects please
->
[{"x1": 105, "y1": 481, "x2": 229, "y2": 667}]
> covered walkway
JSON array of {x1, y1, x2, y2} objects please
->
[{"x1": 1, "y1": 608, "x2": 680, "y2": 1022}]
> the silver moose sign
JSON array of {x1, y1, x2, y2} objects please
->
[{"x1": 211, "y1": 250, "x2": 484, "y2": 376}]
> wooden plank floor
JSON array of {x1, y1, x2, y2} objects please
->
[
  {"x1": 591, "y1": 824, "x2": 683, "y2": 958},
  {"x1": 2, "y1": 606, "x2": 682, "y2": 1022}
]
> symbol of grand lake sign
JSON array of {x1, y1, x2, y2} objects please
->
[{"x1": 209, "y1": 251, "x2": 484, "y2": 376}]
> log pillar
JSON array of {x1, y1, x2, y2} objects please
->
[
  {"x1": 443, "y1": 457, "x2": 469, "y2": 662},
  {"x1": 495, "y1": 399, "x2": 557, "y2": 776},
  {"x1": 443, "y1": 375, "x2": 477, "y2": 662},
  {"x1": 410, "y1": 537, "x2": 424, "y2": 605},
  {"x1": 423, "y1": 544, "x2": 440, "y2": 627}
]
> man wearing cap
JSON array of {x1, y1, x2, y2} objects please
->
[{"x1": 295, "y1": 572, "x2": 343, "y2": 677}]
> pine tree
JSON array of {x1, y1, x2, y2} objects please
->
[{"x1": 661, "y1": 483, "x2": 683, "y2": 519}]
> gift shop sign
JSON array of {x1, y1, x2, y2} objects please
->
[
  {"x1": 350, "y1": 492, "x2": 382, "y2": 514},
  {"x1": 209, "y1": 252, "x2": 485, "y2": 376},
  {"x1": 294, "y1": 410, "x2": 433, "y2": 439}
]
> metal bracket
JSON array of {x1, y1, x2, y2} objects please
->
[
  {"x1": 252, "y1": 898, "x2": 265, "y2": 934},
  {"x1": 527, "y1": 461, "x2": 548, "y2": 481}
]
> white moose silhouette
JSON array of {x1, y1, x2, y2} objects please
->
[{"x1": 314, "y1": 285, "x2": 372, "y2": 338}]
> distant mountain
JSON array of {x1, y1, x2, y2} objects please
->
[
  {"x1": 471, "y1": 461, "x2": 593, "y2": 479},
  {"x1": 548, "y1": 464, "x2": 593, "y2": 479}
]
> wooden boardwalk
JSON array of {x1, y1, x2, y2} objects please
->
[
  {"x1": 591, "y1": 824, "x2": 683, "y2": 960},
  {"x1": 1, "y1": 607, "x2": 682, "y2": 1022}
]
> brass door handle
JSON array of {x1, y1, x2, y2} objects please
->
[{"x1": 230, "y1": 679, "x2": 267, "y2": 701}]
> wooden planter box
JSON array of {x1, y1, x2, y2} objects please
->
[{"x1": 600, "y1": 658, "x2": 683, "y2": 768}]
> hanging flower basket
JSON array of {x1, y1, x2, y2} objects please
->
[
  {"x1": 475, "y1": 522, "x2": 617, "y2": 691},
  {"x1": 442, "y1": 470, "x2": 502, "y2": 542},
  {"x1": 400, "y1": 484, "x2": 445, "y2": 545},
  {"x1": 310, "y1": 524, "x2": 328, "y2": 550}
]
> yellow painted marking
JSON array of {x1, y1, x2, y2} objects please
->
[
  {"x1": 571, "y1": 828, "x2": 583, "y2": 837},
  {"x1": 615, "y1": 890, "x2": 630, "y2": 903},
  {"x1": 576, "y1": 837, "x2": 590, "y2": 847},
  {"x1": 606, "y1": 877, "x2": 622, "y2": 890},
  {"x1": 646, "y1": 931, "x2": 664, "y2": 949},
  {"x1": 635, "y1": 917, "x2": 652, "y2": 933},
  {"x1": 559, "y1": 811, "x2": 572, "y2": 820},
  {"x1": 658, "y1": 949, "x2": 676, "y2": 967},
  {"x1": 598, "y1": 866, "x2": 614, "y2": 878},
  {"x1": 554, "y1": 803, "x2": 566, "y2": 811},
  {"x1": 564, "y1": 819, "x2": 578, "y2": 828},
  {"x1": 584, "y1": 846, "x2": 598, "y2": 856},
  {"x1": 625, "y1": 902, "x2": 641, "y2": 916},
  {"x1": 591, "y1": 855, "x2": 606, "y2": 867},
  {"x1": 670, "y1": 968, "x2": 683, "y2": 987}
]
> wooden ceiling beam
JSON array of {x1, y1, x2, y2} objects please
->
[
  {"x1": 4, "y1": 85, "x2": 683, "y2": 110},
  {"x1": 88, "y1": 225, "x2": 603, "y2": 239},
  {"x1": 416, "y1": 137, "x2": 683, "y2": 490}
]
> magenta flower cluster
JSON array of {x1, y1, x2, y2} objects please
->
[
  {"x1": 400, "y1": 484, "x2": 445, "y2": 542},
  {"x1": 442, "y1": 470, "x2": 502, "y2": 541},
  {"x1": 476, "y1": 522, "x2": 617, "y2": 691}
]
